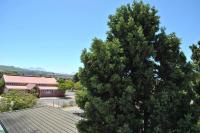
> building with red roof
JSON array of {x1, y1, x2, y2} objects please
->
[{"x1": 3, "y1": 75, "x2": 64, "y2": 97}]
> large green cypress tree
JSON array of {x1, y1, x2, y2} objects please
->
[
  {"x1": 106, "y1": 2, "x2": 158, "y2": 132},
  {"x1": 150, "y1": 31, "x2": 200, "y2": 132},
  {"x1": 190, "y1": 41, "x2": 200, "y2": 130},
  {"x1": 191, "y1": 41, "x2": 200, "y2": 71},
  {"x1": 76, "y1": 1, "x2": 200, "y2": 132}
]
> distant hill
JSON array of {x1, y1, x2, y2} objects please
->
[{"x1": 0, "y1": 65, "x2": 73, "y2": 79}]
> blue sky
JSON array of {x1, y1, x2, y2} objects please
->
[{"x1": 0, "y1": 0, "x2": 199, "y2": 74}]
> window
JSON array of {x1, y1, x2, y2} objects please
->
[
  {"x1": 6, "y1": 82, "x2": 27, "y2": 86},
  {"x1": 45, "y1": 90, "x2": 52, "y2": 94}
]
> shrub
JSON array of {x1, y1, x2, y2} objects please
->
[
  {"x1": 0, "y1": 90, "x2": 37, "y2": 112},
  {"x1": 0, "y1": 98, "x2": 10, "y2": 112},
  {"x1": 0, "y1": 79, "x2": 5, "y2": 94}
]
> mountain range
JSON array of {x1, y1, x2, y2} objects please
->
[{"x1": 0, "y1": 65, "x2": 73, "y2": 79}]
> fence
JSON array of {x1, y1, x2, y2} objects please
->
[{"x1": 36, "y1": 98, "x2": 76, "y2": 108}]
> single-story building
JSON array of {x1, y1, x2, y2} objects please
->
[
  {"x1": 0, "y1": 106, "x2": 81, "y2": 133},
  {"x1": 3, "y1": 75, "x2": 65, "y2": 97}
]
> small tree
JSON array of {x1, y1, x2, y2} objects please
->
[
  {"x1": 74, "y1": 82, "x2": 82, "y2": 90},
  {"x1": 0, "y1": 79, "x2": 5, "y2": 94},
  {"x1": 57, "y1": 78, "x2": 65, "y2": 84},
  {"x1": 0, "y1": 73, "x2": 4, "y2": 94},
  {"x1": 58, "y1": 80, "x2": 74, "y2": 92},
  {"x1": 30, "y1": 86, "x2": 39, "y2": 97}
]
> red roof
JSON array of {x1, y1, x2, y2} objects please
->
[{"x1": 3, "y1": 75, "x2": 58, "y2": 85}]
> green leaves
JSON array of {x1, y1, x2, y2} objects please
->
[
  {"x1": 190, "y1": 41, "x2": 200, "y2": 71},
  {"x1": 0, "y1": 79, "x2": 4, "y2": 94},
  {"x1": 0, "y1": 90, "x2": 37, "y2": 112},
  {"x1": 58, "y1": 79, "x2": 74, "y2": 92},
  {"x1": 75, "y1": 87, "x2": 88, "y2": 110},
  {"x1": 76, "y1": 1, "x2": 200, "y2": 133}
]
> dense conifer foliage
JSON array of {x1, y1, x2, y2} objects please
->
[
  {"x1": 191, "y1": 41, "x2": 200, "y2": 71},
  {"x1": 76, "y1": 1, "x2": 200, "y2": 132}
]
